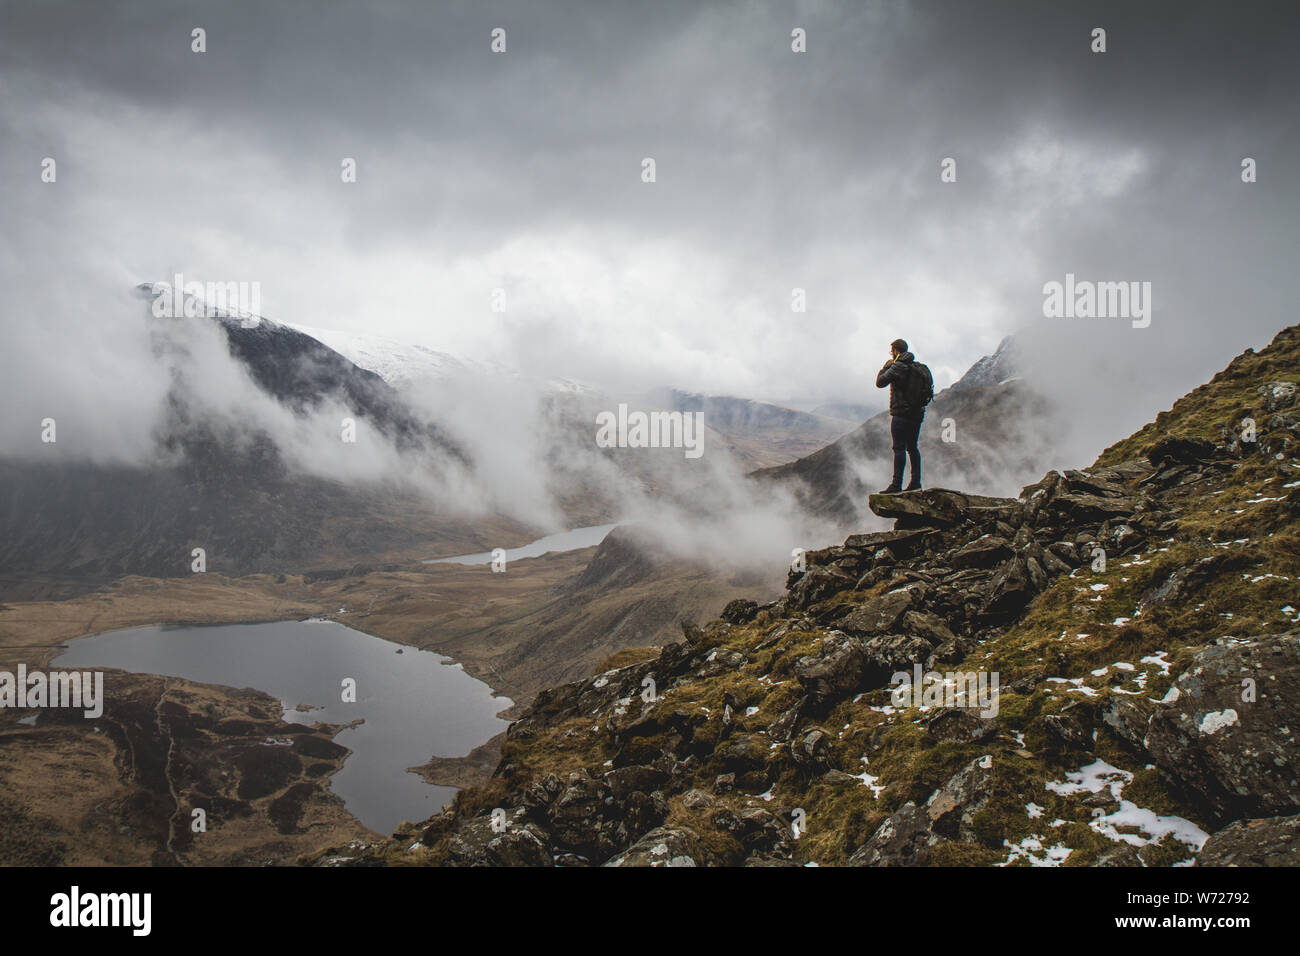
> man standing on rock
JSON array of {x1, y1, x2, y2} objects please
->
[{"x1": 876, "y1": 338, "x2": 933, "y2": 493}]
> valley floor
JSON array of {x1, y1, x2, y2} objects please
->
[{"x1": 0, "y1": 543, "x2": 779, "y2": 864}]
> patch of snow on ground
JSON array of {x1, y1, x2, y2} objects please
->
[
  {"x1": 1046, "y1": 759, "x2": 1207, "y2": 852},
  {"x1": 1047, "y1": 676, "x2": 1097, "y2": 697},
  {"x1": 855, "y1": 757, "x2": 886, "y2": 798},
  {"x1": 997, "y1": 836, "x2": 1072, "y2": 867},
  {"x1": 1141, "y1": 651, "x2": 1171, "y2": 675},
  {"x1": 1047, "y1": 759, "x2": 1131, "y2": 799},
  {"x1": 1092, "y1": 802, "x2": 1209, "y2": 851}
]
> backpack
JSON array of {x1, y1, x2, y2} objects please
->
[{"x1": 905, "y1": 362, "x2": 934, "y2": 410}]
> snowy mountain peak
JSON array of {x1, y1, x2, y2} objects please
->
[
  {"x1": 286, "y1": 323, "x2": 594, "y2": 396},
  {"x1": 950, "y1": 335, "x2": 1019, "y2": 392}
]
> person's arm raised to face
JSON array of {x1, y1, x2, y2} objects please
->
[{"x1": 876, "y1": 355, "x2": 898, "y2": 388}]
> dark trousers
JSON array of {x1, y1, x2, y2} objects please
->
[{"x1": 890, "y1": 413, "x2": 923, "y2": 486}]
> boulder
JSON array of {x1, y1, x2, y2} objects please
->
[
  {"x1": 1041, "y1": 548, "x2": 1073, "y2": 575},
  {"x1": 1100, "y1": 696, "x2": 1148, "y2": 750},
  {"x1": 547, "y1": 772, "x2": 614, "y2": 854},
  {"x1": 1094, "y1": 844, "x2": 1144, "y2": 867},
  {"x1": 694, "y1": 648, "x2": 748, "y2": 678},
  {"x1": 680, "y1": 789, "x2": 715, "y2": 811},
  {"x1": 541, "y1": 767, "x2": 669, "y2": 860},
  {"x1": 603, "y1": 826, "x2": 706, "y2": 867},
  {"x1": 925, "y1": 708, "x2": 997, "y2": 745},
  {"x1": 766, "y1": 696, "x2": 806, "y2": 742},
  {"x1": 977, "y1": 558, "x2": 1035, "y2": 624},
  {"x1": 1062, "y1": 469, "x2": 1133, "y2": 498},
  {"x1": 787, "y1": 565, "x2": 856, "y2": 610},
  {"x1": 950, "y1": 534, "x2": 1014, "y2": 569},
  {"x1": 1197, "y1": 814, "x2": 1300, "y2": 866},
  {"x1": 846, "y1": 801, "x2": 933, "y2": 866},
  {"x1": 868, "y1": 488, "x2": 1019, "y2": 529},
  {"x1": 838, "y1": 587, "x2": 921, "y2": 636},
  {"x1": 794, "y1": 633, "x2": 872, "y2": 710},
  {"x1": 521, "y1": 773, "x2": 566, "y2": 810},
  {"x1": 795, "y1": 727, "x2": 831, "y2": 766},
  {"x1": 1049, "y1": 492, "x2": 1139, "y2": 523},
  {"x1": 1043, "y1": 705, "x2": 1094, "y2": 750},
  {"x1": 735, "y1": 807, "x2": 795, "y2": 857},
  {"x1": 1019, "y1": 470, "x2": 1064, "y2": 511},
  {"x1": 1143, "y1": 634, "x2": 1300, "y2": 821},
  {"x1": 861, "y1": 633, "x2": 937, "y2": 678},
  {"x1": 1258, "y1": 381, "x2": 1297, "y2": 412},
  {"x1": 1100, "y1": 522, "x2": 1145, "y2": 555},
  {"x1": 1025, "y1": 555, "x2": 1047, "y2": 591},
  {"x1": 603, "y1": 764, "x2": 668, "y2": 802},
  {"x1": 719, "y1": 599, "x2": 760, "y2": 625},
  {"x1": 445, "y1": 815, "x2": 552, "y2": 867},
  {"x1": 1095, "y1": 843, "x2": 1169, "y2": 867},
  {"x1": 843, "y1": 528, "x2": 931, "y2": 559},
  {"x1": 1047, "y1": 540, "x2": 1079, "y2": 566},
  {"x1": 794, "y1": 631, "x2": 932, "y2": 711},
  {"x1": 848, "y1": 755, "x2": 995, "y2": 865},
  {"x1": 901, "y1": 609, "x2": 957, "y2": 647},
  {"x1": 1134, "y1": 554, "x2": 1243, "y2": 615}
]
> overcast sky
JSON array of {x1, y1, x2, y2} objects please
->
[{"x1": 3, "y1": 0, "x2": 1297, "y2": 422}]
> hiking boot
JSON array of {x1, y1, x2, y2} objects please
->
[
  {"x1": 879, "y1": 483, "x2": 903, "y2": 494},
  {"x1": 904, "y1": 480, "x2": 922, "y2": 491}
]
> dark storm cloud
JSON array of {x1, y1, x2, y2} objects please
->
[{"x1": 2, "y1": 0, "x2": 1297, "y2": 469}]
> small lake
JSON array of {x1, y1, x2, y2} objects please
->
[
  {"x1": 425, "y1": 522, "x2": 618, "y2": 565},
  {"x1": 53, "y1": 619, "x2": 511, "y2": 836}
]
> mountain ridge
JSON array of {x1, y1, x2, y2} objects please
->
[
  {"x1": 316, "y1": 323, "x2": 1300, "y2": 867},
  {"x1": 751, "y1": 334, "x2": 1054, "y2": 523}
]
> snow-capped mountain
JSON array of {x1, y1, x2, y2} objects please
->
[
  {"x1": 0, "y1": 284, "x2": 515, "y2": 592},
  {"x1": 287, "y1": 324, "x2": 503, "y2": 388},
  {"x1": 949, "y1": 335, "x2": 1018, "y2": 391},
  {"x1": 286, "y1": 323, "x2": 594, "y2": 395}
]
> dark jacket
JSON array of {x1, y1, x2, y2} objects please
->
[{"x1": 876, "y1": 351, "x2": 921, "y2": 418}]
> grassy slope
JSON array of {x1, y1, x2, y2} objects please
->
[{"x1": 352, "y1": 324, "x2": 1299, "y2": 867}]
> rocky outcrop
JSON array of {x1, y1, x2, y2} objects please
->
[
  {"x1": 317, "y1": 327, "x2": 1300, "y2": 869},
  {"x1": 1197, "y1": 814, "x2": 1300, "y2": 866},
  {"x1": 386, "y1": 436, "x2": 1262, "y2": 867},
  {"x1": 847, "y1": 755, "x2": 994, "y2": 866},
  {"x1": 604, "y1": 826, "x2": 707, "y2": 867},
  {"x1": 793, "y1": 630, "x2": 934, "y2": 712},
  {"x1": 749, "y1": 338, "x2": 1056, "y2": 525},
  {"x1": 1257, "y1": 380, "x2": 1296, "y2": 412},
  {"x1": 867, "y1": 489, "x2": 1019, "y2": 529},
  {"x1": 1140, "y1": 635, "x2": 1299, "y2": 822}
]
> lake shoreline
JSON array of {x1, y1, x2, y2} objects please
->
[{"x1": 52, "y1": 618, "x2": 512, "y2": 837}]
